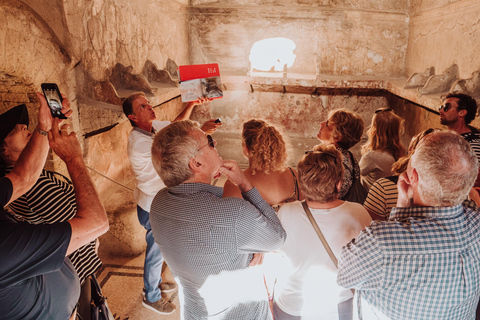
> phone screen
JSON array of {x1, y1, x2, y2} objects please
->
[
  {"x1": 41, "y1": 83, "x2": 66, "y2": 119},
  {"x1": 44, "y1": 88, "x2": 62, "y2": 111}
]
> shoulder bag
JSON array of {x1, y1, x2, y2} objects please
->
[
  {"x1": 91, "y1": 274, "x2": 115, "y2": 320},
  {"x1": 342, "y1": 151, "x2": 368, "y2": 205}
]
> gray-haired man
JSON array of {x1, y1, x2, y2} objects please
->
[
  {"x1": 338, "y1": 130, "x2": 480, "y2": 320},
  {"x1": 149, "y1": 120, "x2": 286, "y2": 320}
]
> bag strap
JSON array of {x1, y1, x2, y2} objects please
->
[
  {"x1": 301, "y1": 200, "x2": 338, "y2": 268},
  {"x1": 347, "y1": 151, "x2": 357, "y2": 183},
  {"x1": 301, "y1": 200, "x2": 355, "y2": 295}
]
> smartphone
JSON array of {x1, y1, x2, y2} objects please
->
[
  {"x1": 214, "y1": 118, "x2": 222, "y2": 123},
  {"x1": 41, "y1": 83, "x2": 67, "y2": 119}
]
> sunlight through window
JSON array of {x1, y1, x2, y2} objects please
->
[{"x1": 249, "y1": 38, "x2": 296, "y2": 72}]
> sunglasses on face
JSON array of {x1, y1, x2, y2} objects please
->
[
  {"x1": 197, "y1": 134, "x2": 216, "y2": 151},
  {"x1": 439, "y1": 103, "x2": 453, "y2": 112}
]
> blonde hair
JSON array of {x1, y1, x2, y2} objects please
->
[
  {"x1": 361, "y1": 109, "x2": 405, "y2": 160},
  {"x1": 242, "y1": 119, "x2": 287, "y2": 174},
  {"x1": 297, "y1": 145, "x2": 344, "y2": 203},
  {"x1": 328, "y1": 109, "x2": 364, "y2": 150}
]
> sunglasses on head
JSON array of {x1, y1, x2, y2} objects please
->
[
  {"x1": 197, "y1": 134, "x2": 216, "y2": 151},
  {"x1": 375, "y1": 108, "x2": 392, "y2": 114},
  {"x1": 304, "y1": 150, "x2": 337, "y2": 160}
]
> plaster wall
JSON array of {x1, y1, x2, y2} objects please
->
[
  {"x1": 203, "y1": 90, "x2": 392, "y2": 168},
  {"x1": 0, "y1": 0, "x2": 191, "y2": 255},
  {"x1": 189, "y1": 0, "x2": 409, "y2": 77},
  {"x1": 406, "y1": 0, "x2": 480, "y2": 78}
]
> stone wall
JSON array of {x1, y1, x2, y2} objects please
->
[
  {"x1": 189, "y1": 0, "x2": 409, "y2": 77},
  {"x1": 406, "y1": 0, "x2": 480, "y2": 79},
  {"x1": 204, "y1": 89, "x2": 395, "y2": 168},
  {"x1": 0, "y1": 0, "x2": 191, "y2": 256}
]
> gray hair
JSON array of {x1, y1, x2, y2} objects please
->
[
  {"x1": 151, "y1": 120, "x2": 201, "y2": 187},
  {"x1": 411, "y1": 130, "x2": 478, "y2": 206}
]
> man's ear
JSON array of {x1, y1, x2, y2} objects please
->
[
  {"x1": 127, "y1": 114, "x2": 137, "y2": 123},
  {"x1": 459, "y1": 109, "x2": 467, "y2": 118},
  {"x1": 189, "y1": 157, "x2": 202, "y2": 173},
  {"x1": 409, "y1": 167, "x2": 419, "y2": 186}
]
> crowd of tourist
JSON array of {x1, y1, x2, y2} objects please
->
[{"x1": 1, "y1": 90, "x2": 480, "y2": 320}]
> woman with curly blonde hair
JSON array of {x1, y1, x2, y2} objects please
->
[
  {"x1": 359, "y1": 108, "x2": 405, "y2": 191},
  {"x1": 223, "y1": 119, "x2": 302, "y2": 208}
]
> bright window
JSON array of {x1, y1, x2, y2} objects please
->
[{"x1": 249, "y1": 38, "x2": 296, "y2": 72}]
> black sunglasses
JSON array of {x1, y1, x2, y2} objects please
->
[
  {"x1": 439, "y1": 103, "x2": 452, "y2": 112},
  {"x1": 375, "y1": 108, "x2": 392, "y2": 114},
  {"x1": 197, "y1": 135, "x2": 216, "y2": 151}
]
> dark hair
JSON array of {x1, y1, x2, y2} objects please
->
[
  {"x1": 328, "y1": 109, "x2": 364, "y2": 150},
  {"x1": 122, "y1": 92, "x2": 145, "y2": 127},
  {"x1": 446, "y1": 93, "x2": 478, "y2": 125}
]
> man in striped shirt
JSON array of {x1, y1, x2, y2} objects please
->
[
  {"x1": 439, "y1": 93, "x2": 480, "y2": 186},
  {"x1": 338, "y1": 131, "x2": 480, "y2": 319},
  {"x1": 149, "y1": 120, "x2": 286, "y2": 319}
]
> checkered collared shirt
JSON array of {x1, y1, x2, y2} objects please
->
[
  {"x1": 337, "y1": 200, "x2": 480, "y2": 320},
  {"x1": 150, "y1": 183, "x2": 286, "y2": 320}
]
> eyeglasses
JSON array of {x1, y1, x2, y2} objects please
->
[
  {"x1": 197, "y1": 135, "x2": 216, "y2": 151},
  {"x1": 375, "y1": 108, "x2": 392, "y2": 114}
]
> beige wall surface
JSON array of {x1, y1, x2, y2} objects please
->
[
  {"x1": 191, "y1": 0, "x2": 409, "y2": 11},
  {"x1": 189, "y1": 2, "x2": 409, "y2": 77},
  {"x1": 0, "y1": 0, "x2": 190, "y2": 128},
  {"x1": 406, "y1": 0, "x2": 480, "y2": 78}
]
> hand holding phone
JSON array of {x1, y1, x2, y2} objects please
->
[{"x1": 41, "y1": 83, "x2": 67, "y2": 119}]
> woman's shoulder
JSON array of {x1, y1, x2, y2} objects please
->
[
  {"x1": 363, "y1": 149, "x2": 394, "y2": 159},
  {"x1": 338, "y1": 201, "x2": 372, "y2": 224},
  {"x1": 277, "y1": 200, "x2": 303, "y2": 220},
  {"x1": 338, "y1": 201, "x2": 369, "y2": 216}
]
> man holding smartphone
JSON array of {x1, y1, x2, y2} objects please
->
[{"x1": 123, "y1": 92, "x2": 220, "y2": 315}]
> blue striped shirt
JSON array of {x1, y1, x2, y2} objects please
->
[{"x1": 338, "y1": 200, "x2": 480, "y2": 319}]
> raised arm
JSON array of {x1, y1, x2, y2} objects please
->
[
  {"x1": 173, "y1": 98, "x2": 222, "y2": 134},
  {"x1": 222, "y1": 179, "x2": 243, "y2": 199},
  {"x1": 48, "y1": 121, "x2": 109, "y2": 255},
  {"x1": 6, "y1": 93, "x2": 72, "y2": 203},
  {"x1": 220, "y1": 160, "x2": 286, "y2": 253}
]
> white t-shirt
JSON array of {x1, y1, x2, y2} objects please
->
[
  {"x1": 274, "y1": 201, "x2": 372, "y2": 319},
  {"x1": 127, "y1": 120, "x2": 170, "y2": 212}
]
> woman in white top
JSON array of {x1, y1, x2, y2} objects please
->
[
  {"x1": 359, "y1": 108, "x2": 405, "y2": 191},
  {"x1": 273, "y1": 145, "x2": 372, "y2": 320}
]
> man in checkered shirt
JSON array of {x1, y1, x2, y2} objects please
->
[
  {"x1": 149, "y1": 120, "x2": 286, "y2": 319},
  {"x1": 338, "y1": 130, "x2": 480, "y2": 320}
]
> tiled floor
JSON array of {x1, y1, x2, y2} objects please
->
[{"x1": 97, "y1": 249, "x2": 180, "y2": 320}]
